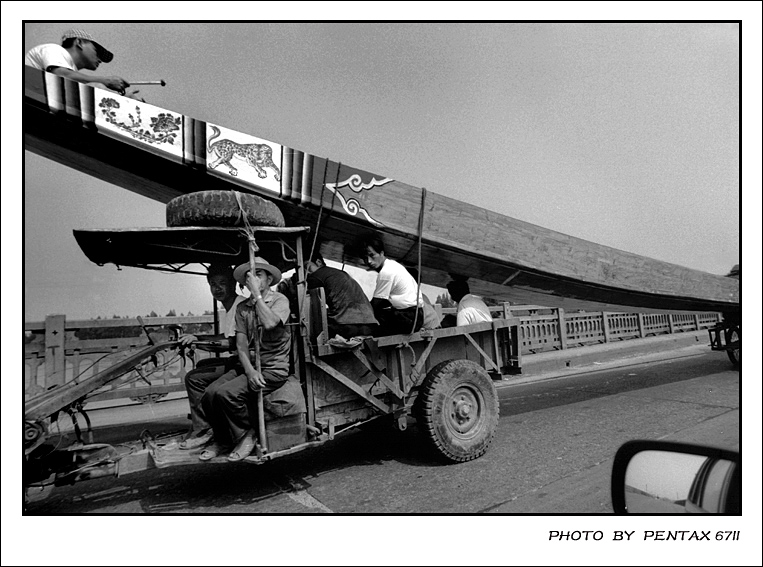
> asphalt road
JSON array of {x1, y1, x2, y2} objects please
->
[{"x1": 25, "y1": 352, "x2": 739, "y2": 514}]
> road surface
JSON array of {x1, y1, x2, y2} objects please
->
[{"x1": 25, "y1": 352, "x2": 739, "y2": 514}]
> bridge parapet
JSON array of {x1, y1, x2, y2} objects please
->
[{"x1": 25, "y1": 307, "x2": 722, "y2": 403}]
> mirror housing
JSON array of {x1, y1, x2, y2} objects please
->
[{"x1": 611, "y1": 440, "x2": 740, "y2": 514}]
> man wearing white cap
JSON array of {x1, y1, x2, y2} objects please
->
[
  {"x1": 25, "y1": 29, "x2": 138, "y2": 98},
  {"x1": 199, "y1": 257, "x2": 292, "y2": 462}
]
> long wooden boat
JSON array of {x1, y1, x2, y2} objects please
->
[{"x1": 24, "y1": 67, "x2": 739, "y2": 315}]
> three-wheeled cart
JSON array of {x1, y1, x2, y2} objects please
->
[{"x1": 25, "y1": 224, "x2": 521, "y2": 491}]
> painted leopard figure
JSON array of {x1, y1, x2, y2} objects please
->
[{"x1": 207, "y1": 125, "x2": 281, "y2": 181}]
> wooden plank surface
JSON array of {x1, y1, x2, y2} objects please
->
[{"x1": 25, "y1": 70, "x2": 739, "y2": 315}]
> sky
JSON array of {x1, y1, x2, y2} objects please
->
[
  {"x1": 12, "y1": 18, "x2": 751, "y2": 322},
  {"x1": 3, "y1": 4, "x2": 762, "y2": 566}
]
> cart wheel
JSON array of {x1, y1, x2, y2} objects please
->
[
  {"x1": 725, "y1": 326, "x2": 740, "y2": 367},
  {"x1": 418, "y1": 359, "x2": 499, "y2": 462},
  {"x1": 166, "y1": 190, "x2": 285, "y2": 228}
]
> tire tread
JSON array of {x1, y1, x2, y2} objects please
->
[
  {"x1": 419, "y1": 359, "x2": 499, "y2": 463},
  {"x1": 166, "y1": 190, "x2": 285, "y2": 228}
]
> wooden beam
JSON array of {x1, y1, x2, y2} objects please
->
[
  {"x1": 463, "y1": 333, "x2": 501, "y2": 372},
  {"x1": 311, "y1": 359, "x2": 389, "y2": 413},
  {"x1": 351, "y1": 350, "x2": 404, "y2": 400},
  {"x1": 24, "y1": 71, "x2": 739, "y2": 315}
]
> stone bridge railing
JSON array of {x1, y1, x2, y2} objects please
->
[
  {"x1": 25, "y1": 308, "x2": 722, "y2": 405},
  {"x1": 24, "y1": 315, "x2": 219, "y2": 405},
  {"x1": 498, "y1": 306, "x2": 720, "y2": 354},
  {"x1": 438, "y1": 305, "x2": 721, "y2": 354}
]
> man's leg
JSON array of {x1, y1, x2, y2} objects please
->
[
  {"x1": 226, "y1": 370, "x2": 288, "y2": 461},
  {"x1": 216, "y1": 371, "x2": 287, "y2": 446},
  {"x1": 184, "y1": 360, "x2": 227, "y2": 434},
  {"x1": 388, "y1": 307, "x2": 424, "y2": 335},
  {"x1": 200, "y1": 368, "x2": 243, "y2": 447}
]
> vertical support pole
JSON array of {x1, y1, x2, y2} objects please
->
[
  {"x1": 247, "y1": 234, "x2": 267, "y2": 453},
  {"x1": 503, "y1": 302, "x2": 511, "y2": 320},
  {"x1": 637, "y1": 313, "x2": 645, "y2": 338},
  {"x1": 295, "y1": 235, "x2": 316, "y2": 432},
  {"x1": 513, "y1": 322, "x2": 522, "y2": 372},
  {"x1": 44, "y1": 315, "x2": 66, "y2": 389},
  {"x1": 668, "y1": 314, "x2": 676, "y2": 335},
  {"x1": 492, "y1": 324, "x2": 503, "y2": 373},
  {"x1": 693, "y1": 314, "x2": 701, "y2": 331},
  {"x1": 557, "y1": 308, "x2": 567, "y2": 350},
  {"x1": 602, "y1": 312, "x2": 611, "y2": 343}
]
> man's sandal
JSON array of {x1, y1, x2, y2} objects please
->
[
  {"x1": 227, "y1": 431, "x2": 256, "y2": 462},
  {"x1": 179, "y1": 431, "x2": 213, "y2": 450},
  {"x1": 199, "y1": 442, "x2": 229, "y2": 461}
]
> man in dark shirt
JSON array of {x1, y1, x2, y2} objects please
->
[{"x1": 305, "y1": 253, "x2": 379, "y2": 339}]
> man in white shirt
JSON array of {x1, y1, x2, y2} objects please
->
[
  {"x1": 178, "y1": 264, "x2": 247, "y2": 449},
  {"x1": 25, "y1": 29, "x2": 140, "y2": 99},
  {"x1": 362, "y1": 236, "x2": 424, "y2": 336},
  {"x1": 447, "y1": 279, "x2": 493, "y2": 326}
]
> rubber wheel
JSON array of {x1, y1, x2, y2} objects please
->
[
  {"x1": 418, "y1": 359, "x2": 499, "y2": 462},
  {"x1": 166, "y1": 190, "x2": 285, "y2": 228},
  {"x1": 725, "y1": 326, "x2": 740, "y2": 367}
]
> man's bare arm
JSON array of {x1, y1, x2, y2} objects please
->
[
  {"x1": 49, "y1": 66, "x2": 129, "y2": 93},
  {"x1": 237, "y1": 331, "x2": 266, "y2": 388}
]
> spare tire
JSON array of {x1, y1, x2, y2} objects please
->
[{"x1": 166, "y1": 190, "x2": 285, "y2": 228}]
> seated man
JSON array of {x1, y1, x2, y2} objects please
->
[
  {"x1": 446, "y1": 280, "x2": 493, "y2": 326},
  {"x1": 362, "y1": 236, "x2": 424, "y2": 336},
  {"x1": 305, "y1": 252, "x2": 379, "y2": 339},
  {"x1": 199, "y1": 257, "x2": 292, "y2": 462},
  {"x1": 178, "y1": 264, "x2": 246, "y2": 450}
]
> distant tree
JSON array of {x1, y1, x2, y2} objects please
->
[
  {"x1": 203, "y1": 310, "x2": 213, "y2": 315},
  {"x1": 148, "y1": 310, "x2": 158, "y2": 318},
  {"x1": 187, "y1": 311, "x2": 194, "y2": 317},
  {"x1": 166, "y1": 309, "x2": 177, "y2": 317},
  {"x1": 96, "y1": 315, "x2": 102, "y2": 320},
  {"x1": 112, "y1": 314, "x2": 120, "y2": 319}
]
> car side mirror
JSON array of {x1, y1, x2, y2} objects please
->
[{"x1": 611, "y1": 440, "x2": 740, "y2": 514}]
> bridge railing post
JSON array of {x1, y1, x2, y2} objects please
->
[
  {"x1": 44, "y1": 314, "x2": 66, "y2": 389},
  {"x1": 602, "y1": 312, "x2": 611, "y2": 343},
  {"x1": 557, "y1": 308, "x2": 567, "y2": 350}
]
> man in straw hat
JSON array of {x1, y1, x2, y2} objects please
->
[
  {"x1": 25, "y1": 28, "x2": 142, "y2": 99},
  {"x1": 198, "y1": 257, "x2": 292, "y2": 462}
]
